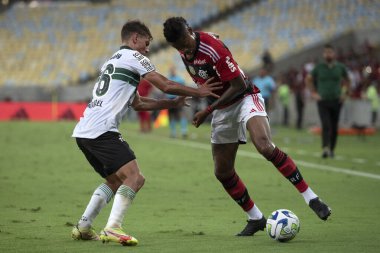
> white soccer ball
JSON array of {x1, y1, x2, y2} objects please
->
[{"x1": 266, "y1": 209, "x2": 300, "y2": 242}]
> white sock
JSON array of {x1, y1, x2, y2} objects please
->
[
  {"x1": 301, "y1": 187, "x2": 318, "y2": 204},
  {"x1": 246, "y1": 204, "x2": 263, "y2": 220},
  {"x1": 78, "y1": 183, "x2": 114, "y2": 229},
  {"x1": 105, "y1": 185, "x2": 136, "y2": 229}
]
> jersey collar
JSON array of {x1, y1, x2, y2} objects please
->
[{"x1": 120, "y1": 45, "x2": 133, "y2": 50}]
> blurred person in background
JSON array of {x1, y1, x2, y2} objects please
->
[
  {"x1": 306, "y1": 44, "x2": 349, "y2": 159},
  {"x1": 277, "y1": 77, "x2": 290, "y2": 127},
  {"x1": 164, "y1": 16, "x2": 331, "y2": 238},
  {"x1": 166, "y1": 66, "x2": 188, "y2": 138},
  {"x1": 252, "y1": 67, "x2": 276, "y2": 112},
  {"x1": 365, "y1": 81, "x2": 379, "y2": 127},
  {"x1": 71, "y1": 20, "x2": 221, "y2": 246},
  {"x1": 261, "y1": 49, "x2": 274, "y2": 73},
  {"x1": 137, "y1": 79, "x2": 153, "y2": 133}
]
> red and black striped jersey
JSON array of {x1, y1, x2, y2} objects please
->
[{"x1": 178, "y1": 32, "x2": 260, "y2": 105}]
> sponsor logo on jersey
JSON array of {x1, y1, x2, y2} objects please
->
[
  {"x1": 225, "y1": 56, "x2": 236, "y2": 72},
  {"x1": 194, "y1": 59, "x2": 206, "y2": 65},
  {"x1": 213, "y1": 66, "x2": 221, "y2": 78},
  {"x1": 110, "y1": 53, "x2": 122, "y2": 60},
  {"x1": 133, "y1": 52, "x2": 154, "y2": 72},
  {"x1": 133, "y1": 52, "x2": 144, "y2": 61}
]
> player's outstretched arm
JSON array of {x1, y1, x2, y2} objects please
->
[
  {"x1": 192, "y1": 75, "x2": 247, "y2": 128},
  {"x1": 131, "y1": 92, "x2": 190, "y2": 111},
  {"x1": 144, "y1": 71, "x2": 221, "y2": 98}
]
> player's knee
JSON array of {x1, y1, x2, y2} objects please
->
[
  {"x1": 254, "y1": 139, "x2": 274, "y2": 159},
  {"x1": 136, "y1": 172, "x2": 145, "y2": 189},
  {"x1": 214, "y1": 168, "x2": 235, "y2": 182}
]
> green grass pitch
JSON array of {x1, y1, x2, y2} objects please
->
[{"x1": 0, "y1": 121, "x2": 380, "y2": 253}]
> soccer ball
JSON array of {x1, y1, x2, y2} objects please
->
[{"x1": 266, "y1": 209, "x2": 300, "y2": 242}]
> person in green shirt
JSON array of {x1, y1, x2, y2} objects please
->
[
  {"x1": 306, "y1": 44, "x2": 349, "y2": 158},
  {"x1": 366, "y1": 82, "x2": 379, "y2": 127},
  {"x1": 278, "y1": 77, "x2": 290, "y2": 126}
]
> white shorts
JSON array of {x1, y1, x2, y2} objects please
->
[{"x1": 211, "y1": 93, "x2": 267, "y2": 144}]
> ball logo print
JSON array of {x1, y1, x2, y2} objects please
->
[{"x1": 266, "y1": 209, "x2": 300, "y2": 242}]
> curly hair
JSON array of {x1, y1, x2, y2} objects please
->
[
  {"x1": 121, "y1": 20, "x2": 152, "y2": 41},
  {"x1": 163, "y1": 17, "x2": 190, "y2": 43}
]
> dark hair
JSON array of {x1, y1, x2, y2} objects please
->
[
  {"x1": 163, "y1": 17, "x2": 190, "y2": 43},
  {"x1": 324, "y1": 44, "x2": 334, "y2": 50},
  {"x1": 121, "y1": 20, "x2": 152, "y2": 41}
]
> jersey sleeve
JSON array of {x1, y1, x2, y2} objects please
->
[
  {"x1": 129, "y1": 51, "x2": 156, "y2": 76},
  {"x1": 214, "y1": 52, "x2": 241, "y2": 82}
]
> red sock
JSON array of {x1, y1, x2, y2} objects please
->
[
  {"x1": 219, "y1": 172, "x2": 254, "y2": 211},
  {"x1": 269, "y1": 147, "x2": 308, "y2": 193}
]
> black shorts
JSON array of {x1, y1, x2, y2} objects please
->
[{"x1": 76, "y1": 131, "x2": 136, "y2": 178}]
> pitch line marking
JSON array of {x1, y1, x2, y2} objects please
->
[{"x1": 145, "y1": 136, "x2": 380, "y2": 181}]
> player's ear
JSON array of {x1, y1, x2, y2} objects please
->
[{"x1": 132, "y1": 33, "x2": 139, "y2": 44}]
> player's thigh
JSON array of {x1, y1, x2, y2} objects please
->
[
  {"x1": 212, "y1": 143, "x2": 239, "y2": 174},
  {"x1": 76, "y1": 137, "x2": 108, "y2": 178},
  {"x1": 115, "y1": 159, "x2": 141, "y2": 182},
  {"x1": 246, "y1": 116, "x2": 274, "y2": 155},
  {"x1": 82, "y1": 132, "x2": 137, "y2": 178}
]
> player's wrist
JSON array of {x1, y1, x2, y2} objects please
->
[{"x1": 205, "y1": 105, "x2": 214, "y2": 114}]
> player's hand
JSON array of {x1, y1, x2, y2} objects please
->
[
  {"x1": 197, "y1": 77, "x2": 222, "y2": 98},
  {"x1": 192, "y1": 109, "x2": 209, "y2": 128},
  {"x1": 173, "y1": 96, "x2": 191, "y2": 107}
]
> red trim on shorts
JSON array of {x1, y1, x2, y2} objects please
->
[{"x1": 251, "y1": 94, "x2": 264, "y2": 112}]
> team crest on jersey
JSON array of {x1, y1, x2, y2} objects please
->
[
  {"x1": 198, "y1": 69, "x2": 209, "y2": 79},
  {"x1": 188, "y1": 66, "x2": 196, "y2": 75}
]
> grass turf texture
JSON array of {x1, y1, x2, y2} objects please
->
[{"x1": 0, "y1": 121, "x2": 379, "y2": 253}]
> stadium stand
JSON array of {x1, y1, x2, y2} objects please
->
[
  {"x1": 0, "y1": 0, "x2": 379, "y2": 87},
  {"x1": 152, "y1": 0, "x2": 380, "y2": 77},
  {"x1": 0, "y1": 0, "x2": 241, "y2": 87}
]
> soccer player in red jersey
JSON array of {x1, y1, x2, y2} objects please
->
[{"x1": 163, "y1": 17, "x2": 331, "y2": 236}]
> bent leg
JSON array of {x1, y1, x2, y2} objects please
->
[
  {"x1": 213, "y1": 143, "x2": 254, "y2": 212},
  {"x1": 247, "y1": 116, "x2": 331, "y2": 220},
  {"x1": 76, "y1": 182, "x2": 115, "y2": 235},
  {"x1": 106, "y1": 160, "x2": 145, "y2": 229},
  {"x1": 213, "y1": 143, "x2": 265, "y2": 235},
  {"x1": 247, "y1": 116, "x2": 309, "y2": 194},
  {"x1": 213, "y1": 143, "x2": 263, "y2": 220}
]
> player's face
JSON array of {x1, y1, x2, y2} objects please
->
[
  {"x1": 170, "y1": 30, "x2": 195, "y2": 56},
  {"x1": 323, "y1": 48, "x2": 335, "y2": 62},
  {"x1": 135, "y1": 35, "x2": 152, "y2": 55}
]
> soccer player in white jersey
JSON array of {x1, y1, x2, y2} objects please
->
[
  {"x1": 163, "y1": 17, "x2": 331, "y2": 237},
  {"x1": 71, "y1": 20, "x2": 221, "y2": 246}
]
